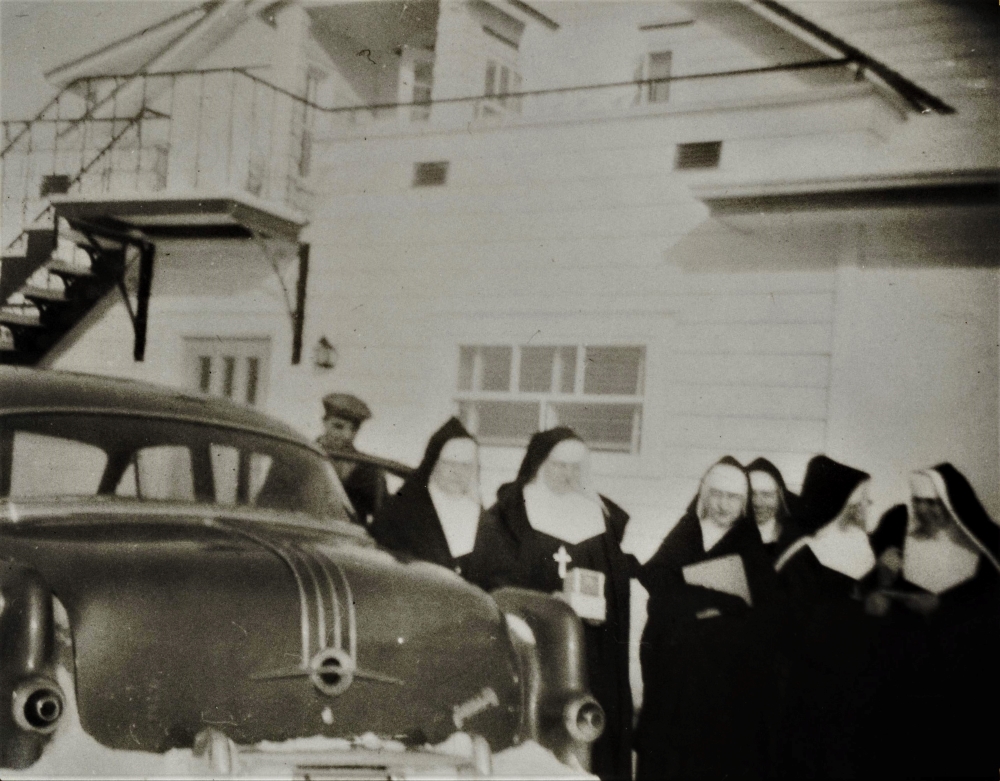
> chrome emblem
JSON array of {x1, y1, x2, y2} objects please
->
[
  {"x1": 452, "y1": 687, "x2": 499, "y2": 729},
  {"x1": 207, "y1": 521, "x2": 403, "y2": 695}
]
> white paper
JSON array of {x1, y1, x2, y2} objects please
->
[{"x1": 682, "y1": 553, "x2": 752, "y2": 606}]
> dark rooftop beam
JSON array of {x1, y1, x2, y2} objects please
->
[
  {"x1": 751, "y1": 0, "x2": 955, "y2": 115},
  {"x1": 506, "y1": 0, "x2": 559, "y2": 30}
]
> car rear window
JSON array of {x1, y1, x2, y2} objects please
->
[{"x1": 0, "y1": 413, "x2": 352, "y2": 527}]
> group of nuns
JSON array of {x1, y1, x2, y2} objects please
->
[{"x1": 369, "y1": 418, "x2": 1000, "y2": 781}]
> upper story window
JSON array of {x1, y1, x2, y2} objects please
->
[
  {"x1": 645, "y1": 50, "x2": 673, "y2": 103},
  {"x1": 411, "y1": 60, "x2": 434, "y2": 122},
  {"x1": 295, "y1": 68, "x2": 324, "y2": 177},
  {"x1": 479, "y1": 59, "x2": 523, "y2": 117},
  {"x1": 455, "y1": 344, "x2": 646, "y2": 453}
]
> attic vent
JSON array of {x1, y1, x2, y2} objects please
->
[
  {"x1": 40, "y1": 174, "x2": 72, "y2": 198},
  {"x1": 675, "y1": 142, "x2": 722, "y2": 170},
  {"x1": 413, "y1": 161, "x2": 449, "y2": 187}
]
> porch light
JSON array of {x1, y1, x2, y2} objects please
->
[{"x1": 313, "y1": 337, "x2": 337, "y2": 370}]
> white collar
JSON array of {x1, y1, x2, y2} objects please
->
[
  {"x1": 699, "y1": 518, "x2": 729, "y2": 552},
  {"x1": 429, "y1": 484, "x2": 480, "y2": 558},
  {"x1": 523, "y1": 482, "x2": 606, "y2": 545},
  {"x1": 903, "y1": 531, "x2": 980, "y2": 594},
  {"x1": 757, "y1": 517, "x2": 780, "y2": 544},
  {"x1": 807, "y1": 522, "x2": 876, "y2": 581}
]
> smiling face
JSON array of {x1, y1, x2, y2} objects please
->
[
  {"x1": 538, "y1": 438, "x2": 589, "y2": 496},
  {"x1": 698, "y1": 464, "x2": 748, "y2": 530},
  {"x1": 749, "y1": 470, "x2": 780, "y2": 525}
]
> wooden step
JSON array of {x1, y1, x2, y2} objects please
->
[
  {"x1": 21, "y1": 285, "x2": 67, "y2": 303},
  {"x1": 0, "y1": 308, "x2": 41, "y2": 327},
  {"x1": 46, "y1": 259, "x2": 95, "y2": 279}
]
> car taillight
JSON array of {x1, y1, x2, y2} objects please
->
[{"x1": 12, "y1": 678, "x2": 65, "y2": 734}]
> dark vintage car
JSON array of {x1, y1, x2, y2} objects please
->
[{"x1": 0, "y1": 368, "x2": 603, "y2": 778}]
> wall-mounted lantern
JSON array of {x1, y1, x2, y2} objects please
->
[{"x1": 313, "y1": 336, "x2": 337, "y2": 370}]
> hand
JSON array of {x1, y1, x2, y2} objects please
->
[
  {"x1": 898, "y1": 592, "x2": 940, "y2": 615},
  {"x1": 865, "y1": 592, "x2": 892, "y2": 617},
  {"x1": 879, "y1": 547, "x2": 904, "y2": 574}
]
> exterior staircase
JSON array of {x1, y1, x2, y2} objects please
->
[
  {"x1": 0, "y1": 0, "x2": 318, "y2": 366},
  {"x1": 0, "y1": 220, "x2": 149, "y2": 366},
  {"x1": 1, "y1": 63, "x2": 312, "y2": 366}
]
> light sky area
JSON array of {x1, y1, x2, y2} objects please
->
[{"x1": 1, "y1": 0, "x2": 199, "y2": 119}]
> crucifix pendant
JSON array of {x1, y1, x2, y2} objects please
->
[{"x1": 553, "y1": 545, "x2": 572, "y2": 580}]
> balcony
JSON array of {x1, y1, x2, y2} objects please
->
[{"x1": 2, "y1": 68, "x2": 316, "y2": 254}]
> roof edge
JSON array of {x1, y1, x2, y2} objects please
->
[
  {"x1": 743, "y1": 0, "x2": 954, "y2": 115},
  {"x1": 44, "y1": 2, "x2": 218, "y2": 83},
  {"x1": 694, "y1": 169, "x2": 1000, "y2": 215}
]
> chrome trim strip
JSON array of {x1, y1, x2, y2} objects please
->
[
  {"x1": 206, "y1": 519, "x2": 311, "y2": 667},
  {"x1": 290, "y1": 546, "x2": 326, "y2": 655},
  {"x1": 0, "y1": 407, "x2": 316, "y2": 453},
  {"x1": 311, "y1": 547, "x2": 343, "y2": 652},
  {"x1": 0, "y1": 500, "x2": 368, "y2": 540}
]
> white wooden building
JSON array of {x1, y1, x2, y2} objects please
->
[{"x1": 2, "y1": 0, "x2": 997, "y2": 563}]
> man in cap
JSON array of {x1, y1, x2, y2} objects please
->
[{"x1": 316, "y1": 392, "x2": 387, "y2": 525}]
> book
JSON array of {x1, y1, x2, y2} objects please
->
[
  {"x1": 682, "y1": 554, "x2": 753, "y2": 606},
  {"x1": 563, "y1": 567, "x2": 606, "y2": 623}
]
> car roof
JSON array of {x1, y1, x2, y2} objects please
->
[{"x1": 0, "y1": 367, "x2": 312, "y2": 447}]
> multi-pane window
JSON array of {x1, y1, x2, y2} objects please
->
[
  {"x1": 456, "y1": 344, "x2": 645, "y2": 453},
  {"x1": 478, "y1": 59, "x2": 522, "y2": 118},
  {"x1": 411, "y1": 60, "x2": 434, "y2": 122},
  {"x1": 184, "y1": 337, "x2": 270, "y2": 408},
  {"x1": 645, "y1": 50, "x2": 672, "y2": 103},
  {"x1": 295, "y1": 69, "x2": 323, "y2": 177}
]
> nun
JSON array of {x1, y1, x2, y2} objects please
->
[
  {"x1": 867, "y1": 465, "x2": 1000, "y2": 779},
  {"x1": 772, "y1": 455, "x2": 882, "y2": 779},
  {"x1": 369, "y1": 418, "x2": 484, "y2": 576},
  {"x1": 636, "y1": 457, "x2": 777, "y2": 780},
  {"x1": 746, "y1": 457, "x2": 803, "y2": 561},
  {"x1": 473, "y1": 427, "x2": 634, "y2": 781}
]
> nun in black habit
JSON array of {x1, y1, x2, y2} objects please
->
[
  {"x1": 636, "y1": 456, "x2": 778, "y2": 780},
  {"x1": 746, "y1": 457, "x2": 803, "y2": 562},
  {"x1": 772, "y1": 455, "x2": 882, "y2": 779},
  {"x1": 865, "y1": 464, "x2": 1000, "y2": 779},
  {"x1": 472, "y1": 427, "x2": 634, "y2": 781},
  {"x1": 369, "y1": 418, "x2": 485, "y2": 576}
]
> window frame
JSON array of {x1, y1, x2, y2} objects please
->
[
  {"x1": 644, "y1": 50, "x2": 673, "y2": 104},
  {"x1": 454, "y1": 343, "x2": 646, "y2": 454}
]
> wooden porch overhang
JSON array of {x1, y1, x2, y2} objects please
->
[
  {"x1": 693, "y1": 169, "x2": 1000, "y2": 217},
  {"x1": 675, "y1": 170, "x2": 1000, "y2": 271},
  {"x1": 49, "y1": 190, "x2": 307, "y2": 244}
]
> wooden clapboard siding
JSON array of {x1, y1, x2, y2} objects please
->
[{"x1": 668, "y1": 383, "x2": 829, "y2": 419}]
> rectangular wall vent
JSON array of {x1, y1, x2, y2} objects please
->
[
  {"x1": 413, "y1": 161, "x2": 449, "y2": 187},
  {"x1": 675, "y1": 141, "x2": 722, "y2": 170}
]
